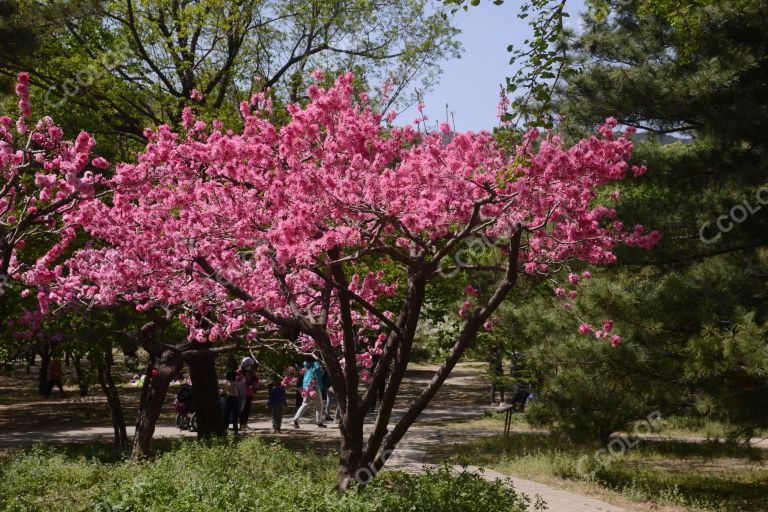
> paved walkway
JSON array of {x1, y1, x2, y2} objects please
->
[
  {"x1": 387, "y1": 429, "x2": 627, "y2": 512},
  {"x1": 0, "y1": 364, "x2": 630, "y2": 512}
]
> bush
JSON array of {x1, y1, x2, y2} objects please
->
[{"x1": 0, "y1": 439, "x2": 531, "y2": 512}]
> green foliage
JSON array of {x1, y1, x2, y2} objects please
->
[
  {"x1": 484, "y1": 0, "x2": 768, "y2": 444},
  {"x1": 0, "y1": 439, "x2": 531, "y2": 512},
  {"x1": 436, "y1": 433, "x2": 768, "y2": 512},
  {"x1": 0, "y1": 0, "x2": 459, "y2": 159}
]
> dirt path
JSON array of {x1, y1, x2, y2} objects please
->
[{"x1": 0, "y1": 362, "x2": 630, "y2": 512}]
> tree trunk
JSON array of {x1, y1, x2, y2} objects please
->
[
  {"x1": 97, "y1": 364, "x2": 128, "y2": 448},
  {"x1": 185, "y1": 346, "x2": 225, "y2": 438},
  {"x1": 131, "y1": 350, "x2": 180, "y2": 459},
  {"x1": 336, "y1": 408, "x2": 365, "y2": 490},
  {"x1": 37, "y1": 342, "x2": 50, "y2": 396},
  {"x1": 72, "y1": 355, "x2": 89, "y2": 396}
]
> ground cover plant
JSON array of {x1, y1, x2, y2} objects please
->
[
  {"x1": 431, "y1": 416, "x2": 768, "y2": 512},
  {"x1": 0, "y1": 437, "x2": 531, "y2": 512}
]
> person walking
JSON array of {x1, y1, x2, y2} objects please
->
[
  {"x1": 223, "y1": 369, "x2": 240, "y2": 435},
  {"x1": 45, "y1": 358, "x2": 65, "y2": 399},
  {"x1": 292, "y1": 360, "x2": 326, "y2": 428},
  {"x1": 267, "y1": 376, "x2": 287, "y2": 433},
  {"x1": 238, "y1": 357, "x2": 259, "y2": 430},
  {"x1": 490, "y1": 345, "x2": 505, "y2": 406},
  {"x1": 321, "y1": 366, "x2": 337, "y2": 422}
]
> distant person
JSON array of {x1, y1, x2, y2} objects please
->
[
  {"x1": 509, "y1": 350, "x2": 530, "y2": 411},
  {"x1": 238, "y1": 357, "x2": 260, "y2": 430},
  {"x1": 267, "y1": 376, "x2": 288, "y2": 433},
  {"x1": 321, "y1": 366, "x2": 338, "y2": 422},
  {"x1": 223, "y1": 369, "x2": 240, "y2": 435},
  {"x1": 320, "y1": 365, "x2": 331, "y2": 421},
  {"x1": 45, "y1": 358, "x2": 65, "y2": 399},
  {"x1": 489, "y1": 346, "x2": 504, "y2": 406},
  {"x1": 293, "y1": 360, "x2": 326, "y2": 428}
]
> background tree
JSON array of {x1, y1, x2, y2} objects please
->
[
  {"x1": 0, "y1": 0, "x2": 459, "y2": 158},
  {"x1": 498, "y1": 0, "x2": 768, "y2": 442}
]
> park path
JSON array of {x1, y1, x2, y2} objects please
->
[
  {"x1": 0, "y1": 363, "x2": 630, "y2": 512},
  {"x1": 386, "y1": 429, "x2": 627, "y2": 512}
]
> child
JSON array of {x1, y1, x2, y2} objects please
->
[
  {"x1": 223, "y1": 369, "x2": 240, "y2": 435},
  {"x1": 267, "y1": 376, "x2": 288, "y2": 433}
]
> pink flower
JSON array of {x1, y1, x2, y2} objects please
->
[
  {"x1": 459, "y1": 300, "x2": 472, "y2": 318},
  {"x1": 610, "y1": 335, "x2": 621, "y2": 347},
  {"x1": 91, "y1": 157, "x2": 109, "y2": 169},
  {"x1": 483, "y1": 320, "x2": 494, "y2": 331},
  {"x1": 311, "y1": 69, "x2": 325, "y2": 82},
  {"x1": 15, "y1": 72, "x2": 31, "y2": 118},
  {"x1": 569, "y1": 290, "x2": 578, "y2": 299},
  {"x1": 602, "y1": 320, "x2": 614, "y2": 333},
  {"x1": 578, "y1": 323, "x2": 591, "y2": 335},
  {"x1": 568, "y1": 272, "x2": 580, "y2": 285},
  {"x1": 555, "y1": 287, "x2": 566, "y2": 298},
  {"x1": 190, "y1": 89, "x2": 203, "y2": 101},
  {"x1": 465, "y1": 284, "x2": 478, "y2": 297},
  {"x1": 581, "y1": 271, "x2": 592, "y2": 279}
]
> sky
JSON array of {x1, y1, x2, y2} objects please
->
[{"x1": 398, "y1": 0, "x2": 587, "y2": 132}]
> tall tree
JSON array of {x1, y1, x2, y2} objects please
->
[
  {"x1": 506, "y1": 0, "x2": 768, "y2": 441},
  {"x1": 29, "y1": 72, "x2": 658, "y2": 483},
  {"x1": 1, "y1": 0, "x2": 459, "y2": 158}
]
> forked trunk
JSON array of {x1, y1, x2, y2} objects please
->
[{"x1": 131, "y1": 351, "x2": 180, "y2": 459}]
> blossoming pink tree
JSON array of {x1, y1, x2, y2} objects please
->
[
  {"x1": 31, "y1": 72, "x2": 659, "y2": 483},
  {"x1": 0, "y1": 72, "x2": 106, "y2": 309}
]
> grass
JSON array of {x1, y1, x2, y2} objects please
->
[
  {"x1": 0, "y1": 437, "x2": 534, "y2": 512},
  {"x1": 429, "y1": 416, "x2": 768, "y2": 512}
]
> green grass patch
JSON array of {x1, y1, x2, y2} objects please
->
[
  {"x1": 430, "y1": 433, "x2": 768, "y2": 512},
  {"x1": 0, "y1": 437, "x2": 532, "y2": 512}
]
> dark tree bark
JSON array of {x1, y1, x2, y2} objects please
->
[
  {"x1": 72, "y1": 355, "x2": 89, "y2": 396},
  {"x1": 97, "y1": 363, "x2": 128, "y2": 448},
  {"x1": 130, "y1": 315, "x2": 182, "y2": 459},
  {"x1": 336, "y1": 406, "x2": 365, "y2": 490},
  {"x1": 131, "y1": 349, "x2": 181, "y2": 459},
  {"x1": 37, "y1": 342, "x2": 50, "y2": 396},
  {"x1": 184, "y1": 346, "x2": 225, "y2": 437}
]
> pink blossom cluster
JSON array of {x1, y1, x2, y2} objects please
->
[
  {"x1": 2, "y1": 73, "x2": 105, "y2": 314},
  {"x1": 21, "y1": 72, "x2": 659, "y2": 365},
  {"x1": 553, "y1": 270, "x2": 622, "y2": 346}
]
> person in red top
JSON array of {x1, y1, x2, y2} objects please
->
[{"x1": 238, "y1": 357, "x2": 260, "y2": 430}]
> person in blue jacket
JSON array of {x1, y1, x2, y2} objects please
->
[
  {"x1": 266, "y1": 376, "x2": 288, "y2": 433},
  {"x1": 292, "y1": 360, "x2": 326, "y2": 428}
]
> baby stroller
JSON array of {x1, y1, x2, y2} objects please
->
[
  {"x1": 174, "y1": 384, "x2": 197, "y2": 431},
  {"x1": 509, "y1": 382, "x2": 531, "y2": 412}
]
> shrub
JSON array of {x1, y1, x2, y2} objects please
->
[{"x1": 0, "y1": 439, "x2": 531, "y2": 512}]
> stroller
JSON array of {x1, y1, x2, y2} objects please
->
[
  {"x1": 509, "y1": 382, "x2": 531, "y2": 412},
  {"x1": 174, "y1": 384, "x2": 197, "y2": 431}
]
